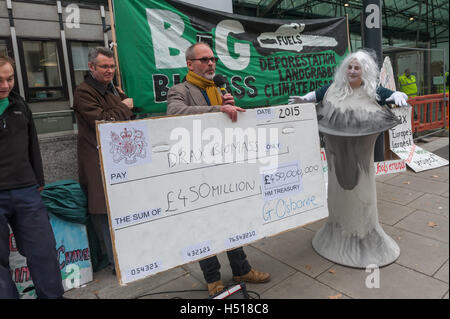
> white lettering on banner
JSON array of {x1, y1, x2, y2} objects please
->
[
  {"x1": 146, "y1": 9, "x2": 191, "y2": 69},
  {"x1": 365, "y1": 4, "x2": 380, "y2": 29},
  {"x1": 215, "y1": 20, "x2": 250, "y2": 71},
  {"x1": 257, "y1": 23, "x2": 337, "y2": 52}
]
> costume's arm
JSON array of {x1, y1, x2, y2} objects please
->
[
  {"x1": 167, "y1": 86, "x2": 220, "y2": 115},
  {"x1": 288, "y1": 84, "x2": 331, "y2": 104},
  {"x1": 378, "y1": 86, "x2": 408, "y2": 106},
  {"x1": 73, "y1": 88, "x2": 133, "y2": 129}
]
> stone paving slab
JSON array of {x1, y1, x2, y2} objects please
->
[
  {"x1": 63, "y1": 266, "x2": 118, "y2": 299},
  {"x1": 60, "y1": 137, "x2": 448, "y2": 300},
  {"x1": 302, "y1": 218, "x2": 327, "y2": 233},
  {"x1": 262, "y1": 272, "x2": 349, "y2": 299},
  {"x1": 251, "y1": 226, "x2": 334, "y2": 278},
  {"x1": 403, "y1": 166, "x2": 449, "y2": 183},
  {"x1": 383, "y1": 225, "x2": 449, "y2": 276},
  {"x1": 376, "y1": 182, "x2": 423, "y2": 205},
  {"x1": 395, "y1": 210, "x2": 449, "y2": 243},
  {"x1": 433, "y1": 260, "x2": 449, "y2": 284},
  {"x1": 95, "y1": 267, "x2": 187, "y2": 299},
  {"x1": 407, "y1": 193, "x2": 449, "y2": 217},
  {"x1": 384, "y1": 174, "x2": 448, "y2": 196},
  {"x1": 377, "y1": 200, "x2": 416, "y2": 226},
  {"x1": 316, "y1": 263, "x2": 449, "y2": 299},
  {"x1": 140, "y1": 273, "x2": 207, "y2": 299},
  {"x1": 181, "y1": 245, "x2": 297, "y2": 296}
]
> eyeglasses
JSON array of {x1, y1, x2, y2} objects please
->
[
  {"x1": 190, "y1": 57, "x2": 219, "y2": 64},
  {"x1": 96, "y1": 64, "x2": 117, "y2": 70}
]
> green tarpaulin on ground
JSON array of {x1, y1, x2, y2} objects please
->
[{"x1": 41, "y1": 180, "x2": 109, "y2": 272}]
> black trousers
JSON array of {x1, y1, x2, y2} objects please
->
[
  {"x1": 0, "y1": 185, "x2": 64, "y2": 298},
  {"x1": 199, "y1": 247, "x2": 251, "y2": 283}
]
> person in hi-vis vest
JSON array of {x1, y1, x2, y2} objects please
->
[{"x1": 398, "y1": 68, "x2": 418, "y2": 98}]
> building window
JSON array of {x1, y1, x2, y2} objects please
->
[
  {"x1": 0, "y1": 39, "x2": 10, "y2": 56},
  {"x1": 69, "y1": 41, "x2": 103, "y2": 88},
  {"x1": 21, "y1": 39, "x2": 66, "y2": 101}
]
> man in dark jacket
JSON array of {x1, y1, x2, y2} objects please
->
[
  {"x1": 73, "y1": 47, "x2": 134, "y2": 273},
  {"x1": 0, "y1": 55, "x2": 64, "y2": 298}
]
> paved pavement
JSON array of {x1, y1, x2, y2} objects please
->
[{"x1": 64, "y1": 136, "x2": 449, "y2": 300}]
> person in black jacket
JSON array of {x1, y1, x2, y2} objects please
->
[{"x1": 0, "y1": 55, "x2": 64, "y2": 299}]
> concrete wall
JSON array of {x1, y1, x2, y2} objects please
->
[{"x1": 39, "y1": 131, "x2": 78, "y2": 184}]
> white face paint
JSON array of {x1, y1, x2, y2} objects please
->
[{"x1": 347, "y1": 59, "x2": 363, "y2": 88}]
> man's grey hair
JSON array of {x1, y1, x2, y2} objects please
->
[
  {"x1": 88, "y1": 47, "x2": 114, "y2": 64},
  {"x1": 185, "y1": 42, "x2": 212, "y2": 60}
]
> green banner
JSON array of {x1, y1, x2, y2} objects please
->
[{"x1": 114, "y1": 0, "x2": 349, "y2": 113}]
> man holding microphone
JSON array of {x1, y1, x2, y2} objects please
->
[{"x1": 167, "y1": 42, "x2": 271, "y2": 297}]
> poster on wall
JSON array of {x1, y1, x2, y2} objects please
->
[{"x1": 113, "y1": 0, "x2": 349, "y2": 113}]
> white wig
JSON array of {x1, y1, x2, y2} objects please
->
[{"x1": 332, "y1": 49, "x2": 380, "y2": 101}]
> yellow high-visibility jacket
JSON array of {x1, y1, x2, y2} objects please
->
[{"x1": 398, "y1": 74, "x2": 418, "y2": 97}]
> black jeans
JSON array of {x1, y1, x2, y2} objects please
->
[{"x1": 199, "y1": 247, "x2": 251, "y2": 283}]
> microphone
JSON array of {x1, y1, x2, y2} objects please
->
[{"x1": 213, "y1": 74, "x2": 230, "y2": 95}]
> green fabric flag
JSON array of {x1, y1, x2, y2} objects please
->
[{"x1": 113, "y1": 0, "x2": 349, "y2": 114}]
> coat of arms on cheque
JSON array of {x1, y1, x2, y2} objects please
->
[{"x1": 110, "y1": 127, "x2": 148, "y2": 164}]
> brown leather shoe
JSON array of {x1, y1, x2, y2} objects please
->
[
  {"x1": 207, "y1": 280, "x2": 225, "y2": 296},
  {"x1": 233, "y1": 268, "x2": 271, "y2": 283}
]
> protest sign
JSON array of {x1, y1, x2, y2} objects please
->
[
  {"x1": 9, "y1": 214, "x2": 93, "y2": 298},
  {"x1": 113, "y1": 0, "x2": 349, "y2": 113},
  {"x1": 389, "y1": 106, "x2": 449, "y2": 172},
  {"x1": 97, "y1": 104, "x2": 328, "y2": 285}
]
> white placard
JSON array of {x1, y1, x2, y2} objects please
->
[
  {"x1": 374, "y1": 159, "x2": 407, "y2": 175},
  {"x1": 97, "y1": 104, "x2": 328, "y2": 285},
  {"x1": 389, "y1": 106, "x2": 414, "y2": 149},
  {"x1": 392, "y1": 144, "x2": 449, "y2": 172},
  {"x1": 389, "y1": 106, "x2": 449, "y2": 172}
]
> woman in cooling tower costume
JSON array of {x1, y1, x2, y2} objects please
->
[{"x1": 289, "y1": 50, "x2": 408, "y2": 267}]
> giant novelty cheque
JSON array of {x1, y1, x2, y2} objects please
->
[
  {"x1": 113, "y1": 0, "x2": 349, "y2": 113},
  {"x1": 97, "y1": 104, "x2": 328, "y2": 285}
]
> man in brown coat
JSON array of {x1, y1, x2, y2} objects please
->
[
  {"x1": 73, "y1": 47, "x2": 133, "y2": 273},
  {"x1": 167, "y1": 42, "x2": 270, "y2": 297}
]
